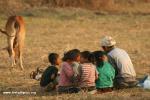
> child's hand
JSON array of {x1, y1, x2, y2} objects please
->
[
  {"x1": 57, "y1": 71, "x2": 60, "y2": 76},
  {"x1": 100, "y1": 55, "x2": 108, "y2": 62},
  {"x1": 56, "y1": 85, "x2": 59, "y2": 90},
  {"x1": 51, "y1": 74, "x2": 56, "y2": 79}
]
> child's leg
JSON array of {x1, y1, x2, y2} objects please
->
[
  {"x1": 81, "y1": 86, "x2": 96, "y2": 91},
  {"x1": 58, "y1": 86, "x2": 70, "y2": 93},
  {"x1": 97, "y1": 88, "x2": 113, "y2": 94},
  {"x1": 41, "y1": 82, "x2": 55, "y2": 92},
  {"x1": 81, "y1": 86, "x2": 96, "y2": 94},
  {"x1": 58, "y1": 86, "x2": 80, "y2": 94},
  {"x1": 68, "y1": 87, "x2": 81, "y2": 93}
]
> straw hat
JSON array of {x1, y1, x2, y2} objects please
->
[{"x1": 101, "y1": 36, "x2": 116, "y2": 46}]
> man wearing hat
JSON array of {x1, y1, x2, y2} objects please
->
[{"x1": 101, "y1": 36, "x2": 137, "y2": 89}]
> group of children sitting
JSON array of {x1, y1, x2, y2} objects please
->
[{"x1": 40, "y1": 49, "x2": 115, "y2": 94}]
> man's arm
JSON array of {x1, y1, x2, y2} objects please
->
[{"x1": 107, "y1": 55, "x2": 119, "y2": 76}]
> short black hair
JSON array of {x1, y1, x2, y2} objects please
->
[
  {"x1": 92, "y1": 51, "x2": 106, "y2": 67},
  {"x1": 102, "y1": 46, "x2": 115, "y2": 53},
  {"x1": 63, "y1": 49, "x2": 80, "y2": 61},
  {"x1": 48, "y1": 53, "x2": 59, "y2": 65},
  {"x1": 93, "y1": 51, "x2": 106, "y2": 59},
  {"x1": 81, "y1": 51, "x2": 94, "y2": 63}
]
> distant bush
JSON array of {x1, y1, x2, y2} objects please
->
[{"x1": 0, "y1": 0, "x2": 149, "y2": 14}]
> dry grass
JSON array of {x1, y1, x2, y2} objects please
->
[
  {"x1": 0, "y1": 0, "x2": 150, "y2": 14},
  {"x1": 0, "y1": 8, "x2": 150, "y2": 99}
]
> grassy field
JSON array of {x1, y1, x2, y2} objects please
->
[{"x1": 0, "y1": 8, "x2": 150, "y2": 99}]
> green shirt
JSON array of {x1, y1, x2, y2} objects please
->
[{"x1": 96, "y1": 62, "x2": 115, "y2": 88}]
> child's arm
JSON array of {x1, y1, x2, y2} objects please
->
[
  {"x1": 51, "y1": 74, "x2": 56, "y2": 80},
  {"x1": 94, "y1": 65, "x2": 99, "y2": 80},
  {"x1": 71, "y1": 62, "x2": 80, "y2": 76},
  {"x1": 95, "y1": 71, "x2": 98, "y2": 80},
  {"x1": 78, "y1": 64, "x2": 82, "y2": 77},
  {"x1": 50, "y1": 68, "x2": 58, "y2": 80}
]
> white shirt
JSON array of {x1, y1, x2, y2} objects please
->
[{"x1": 108, "y1": 48, "x2": 136, "y2": 78}]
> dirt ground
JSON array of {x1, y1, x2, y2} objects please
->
[{"x1": 0, "y1": 8, "x2": 150, "y2": 99}]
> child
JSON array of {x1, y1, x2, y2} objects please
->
[
  {"x1": 93, "y1": 51, "x2": 115, "y2": 93},
  {"x1": 58, "y1": 49, "x2": 81, "y2": 93},
  {"x1": 80, "y1": 51, "x2": 98, "y2": 93},
  {"x1": 63, "y1": 49, "x2": 81, "y2": 83},
  {"x1": 69, "y1": 49, "x2": 82, "y2": 83},
  {"x1": 40, "y1": 53, "x2": 61, "y2": 92}
]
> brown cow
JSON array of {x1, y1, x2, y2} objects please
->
[{"x1": 0, "y1": 16, "x2": 25, "y2": 70}]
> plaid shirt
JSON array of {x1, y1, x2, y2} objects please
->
[{"x1": 58, "y1": 62, "x2": 74, "y2": 86}]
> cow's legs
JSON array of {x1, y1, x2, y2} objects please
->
[
  {"x1": 0, "y1": 47, "x2": 8, "y2": 51},
  {"x1": 18, "y1": 43, "x2": 24, "y2": 70},
  {"x1": 19, "y1": 51, "x2": 24, "y2": 70},
  {"x1": 8, "y1": 37, "x2": 16, "y2": 67}
]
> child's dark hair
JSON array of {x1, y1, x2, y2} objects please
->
[
  {"x1": 63, "y1": 49, "x2": 80, "y2": 61},
  {"x1": 92, "y1": 51, "x2": 106, "y2": 67},
  {"x1": 48, "y1": 53, "x2": 59, "y2": 65},
  {"x1": 81, "y1": 51, "x2": 94, "y2": 63}
]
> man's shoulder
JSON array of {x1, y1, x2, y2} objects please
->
[
  {"x1": 109, "y1": 47, "x2": 119, "y2": 52},
  {"x1": 108, "y1": 48, "x2": 126, "y2": 55}
]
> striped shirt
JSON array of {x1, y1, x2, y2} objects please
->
[{"x1": 80, "y1": 63, "x2": 98, "y2": 87}]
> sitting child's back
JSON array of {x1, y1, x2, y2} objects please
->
[
  {"x1": 40, "y1": 65, "x2": 58, "y2": 87},
  {"x1": 40, "y1": 53, "x2": 61, "y2": 92},
  {"x1": 93, "y1": 51, "x2": 115, "y2": 93},
  {"x1": 96, "y1": 62, "x2": 115, "y2": 88},
  {"x1": 80, "y1": 63, "x2": 97, "y2": 87},
  {"x1": 80, "y1": 51, "x2": 98, "y2": 92}
]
